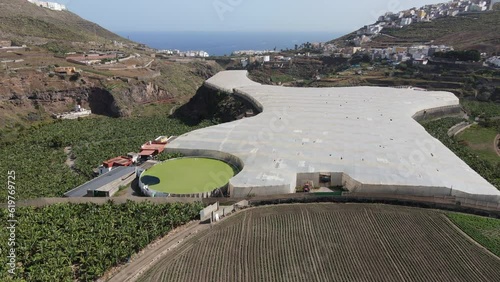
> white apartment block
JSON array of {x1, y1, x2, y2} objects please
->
[{"x1": 27, "y1": 0, "x2": 67, "y2": 11}]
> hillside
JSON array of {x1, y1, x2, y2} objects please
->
[
  {"x1": 0, "y1": 0, "x2": 126, "y2": 46},
  {"x1": 0, "y1": 0, "x2": 224, "y2": 134},
  {"x1": 379, "y1": 11, "x2": 500, "y2": 53},
  {"x1": 331, "y1": 9, "x2": 500, "y2": 53}
]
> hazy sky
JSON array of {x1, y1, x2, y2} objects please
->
[{"x1": 63, "y1": 0, "x2": 442, "y2": 33}]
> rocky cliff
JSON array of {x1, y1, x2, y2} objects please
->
[{"x1": 173, "y1": 85, "x2": 259, "y2": 125}]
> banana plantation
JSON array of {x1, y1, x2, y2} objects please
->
[
  {"x1": 0, "y1": 201, "x2": 203, "y2": 281},
  {"x1": 0, "y1": 116, "x2": 213, "y2": 200}
]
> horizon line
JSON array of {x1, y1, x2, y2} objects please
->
[{"x1": 114, "y1": 30, "x2": 349, "y2": 34}]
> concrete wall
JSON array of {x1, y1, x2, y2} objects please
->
[
  {"x1": 342, "y1": 173, "x2": 500, "y2": 206},
  {"x1": 87, "y1": 170, "x2": 135, "y2": 197},
  {"x1": 137, "y1": 156, "x2": 234, "y2": 198},
  {"x1": 453, "y1": 190, "x2": 500, "y2": 208},
  {"x1": 210, "y1": 200, "x2": 249, "y2": 222},
  {"x1": 200, "y1": 202, "x2": 219, "y2": 221},
  {"x1": 229, "y1": 184, "x2": 293, "y2": 198},
  {"x1": 412, "y1": 105, "x2": 462, "y2": 121},
  {"x1": 164, "y1": 148, "x2": 244, "y2": 172}
]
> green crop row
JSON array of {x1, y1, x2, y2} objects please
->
[{"x1": 447, "y1": 213, "x2": 500, "y2": 257}]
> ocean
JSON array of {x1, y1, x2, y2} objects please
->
[{"x1": 117, "y1": 31, "x2": 342, "y2": 56}]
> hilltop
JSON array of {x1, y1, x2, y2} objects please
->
[{"x1": 0, "y1": 0, "x2": 126, "y2": 46}]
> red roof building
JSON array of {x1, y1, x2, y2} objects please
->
[
  {"x1": 138, "y1": 136, "x2": 175, "y2": 157},
  {"x1": 102, "y1": 156, "x2": 133, "y2": 168},
  {"x1": 139, "y1": 141, "x2": 167, "y2": 157}
]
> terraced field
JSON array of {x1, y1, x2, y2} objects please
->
[{"x1": 138, "y1": 204, "x2": 500, "y2": 282}]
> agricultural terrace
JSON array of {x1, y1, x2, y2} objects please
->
[
  {"x1": 139, "y1": 204, "x2": 500, "y2": 282},
  {"x1": 140, "y1": 158, "x2": 236, "y2": 194}
]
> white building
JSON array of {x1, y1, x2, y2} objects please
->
[
  {"x1": 27, "y1": 0, "x2": 66, "y2": 11},
  {"x1": 401, "y1": 18, "x2": 413, "y2": 26},
  {"x1": 198, "y1": 51, "x2": 210, "y2": 57},
  {"x1": 486, "y1": 56, "x2": 500, "y2": 67}
]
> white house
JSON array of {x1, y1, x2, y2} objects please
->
[
  {"x1": 27, "y1": 0, "x2": 66, "y2": 11},
  {"x1": 198, "y1": 51, "x2": 210, "y2": 57},
  {"x1": 369, "y1": 24, "x2": 384, "y2": 34},
  {"x1": 486, "y1": 56, "x2": 500, "y2": 67},
  {"x1": 401, "y1": 18, "x2": 413, "y2": 26}
]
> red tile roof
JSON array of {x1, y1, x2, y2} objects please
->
[
  {"x1": 141, "y1": 142, "x2": 166, "y2": 154},
  {"x1": 102, "y1": 156, "x2": 133, "y2": 168},
  {"x1": 139, "y1": 149, "x2": 157, "y2": 156}
]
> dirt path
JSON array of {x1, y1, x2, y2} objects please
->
[
  {"x1": 495, "y1": 134, "x2": 500, "y2": 157},
  {"x1": 448, "y1": 121, "x2": 476, "y2": 137},
  {"x1": 103, "y1": 221, "x2": 210, "y2": 282},
  {"x1": 64, "y1": 146, "x2": 75, "y2": 168}
]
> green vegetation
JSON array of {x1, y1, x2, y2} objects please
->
[
  {"x1": 422, "y1": 117, "x2": 500, "y2": 188},
  {"x1": 462, "y1": 100, "x2": 500, "y2": 119},
  {"x1": 447, "y1": 213, "x2": 500, "y2": 257},
  {"x1": 457, "y1": 125, "x2": 499, "y2": 165},
  {"x1": 0, "y1": 201, "x2": 204, "y2": 282},
  {"x1": 141, "y1": 158, "x2": 235, "y2": 194},
  {"x1": 433, "y1": 50, "x2": 481, "y2": 62},
  {"x1": 152, "y1": 62, "x2": 222, "y2": 98},
  {"x1": 0, "y1": 116, "x2": 214, "y2": 200},
  {"x1": 270, "y1": 74, "x2": 295, "y2": 83}
]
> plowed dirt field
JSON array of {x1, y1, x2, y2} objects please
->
[{"x1": 138, "y1": 204, "x2": 500, "y2": 282}]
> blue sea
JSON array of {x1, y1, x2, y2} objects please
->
[{"x1": 117, "y1": 31, "x2": 342, "y2": 56}]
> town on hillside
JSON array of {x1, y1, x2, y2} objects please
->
[{"x1": 230, "y1": 0, "x2": 500, "y2": 69}]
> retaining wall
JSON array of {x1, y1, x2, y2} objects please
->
[
  {"x1": 295, "y1": 171, "x2": 500, "y2": 206},
  {"x1": 200, "y1": 202, "x2": 219, "y2": 221},
  {"x1": 412, "y1": 105, "x2": 463, "y2": 121},
  {"x1": 164, "y1": 149, "x2": 244, "y2": 172},
  {"x1": 229, "y1": 184, "x2": 294, "y2": 198},
  {"x1": 209, "y1": 200, "x2": 249, "y2": 222}
]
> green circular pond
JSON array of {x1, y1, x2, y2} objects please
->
[{"x1": 140, "y1": 158, "x2": 236, "y2": 194}]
